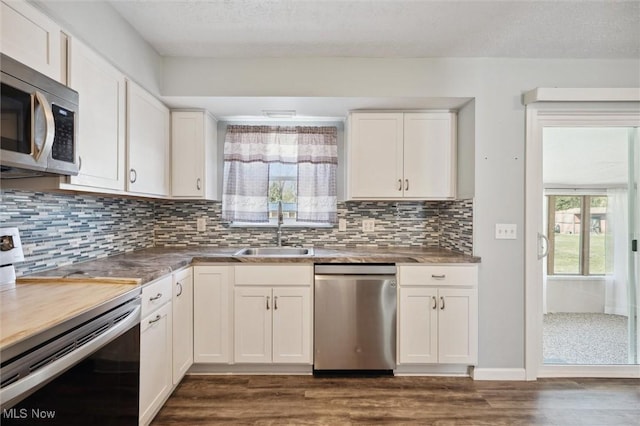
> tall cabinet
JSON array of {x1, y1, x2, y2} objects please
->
[
  {"x1": 68, "y1": 38, "x2": 126, "y2": 191},
  {"x1": 126, "y1": 81, "x2": 170, "y2": 197},
  {"x1": 347, "y1": 112, "x2": 457, "y2": 200},
  {"x1": 171, "y1": 111, "x2": 218, "y2": 200}
]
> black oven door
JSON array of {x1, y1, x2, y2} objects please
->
[{"x1": 1, "y1": 299, "x2": 140, "y2": 425}]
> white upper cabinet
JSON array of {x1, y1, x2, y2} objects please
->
[
  {"x1": 0, "y1": 0, "x2": 63, "y2": 82},
  {"x1": 68, "y1": 38, "x2": 126, "y2": 191},
  {"x1": 126, "y1": 81, "x2": 170, "y2": 197},
  {"x1": 171, "y1": 111, "x2": 218, "y2": 200},
  {"x1": 347, "y1": 112, "x2": 457, "y2": 200}
]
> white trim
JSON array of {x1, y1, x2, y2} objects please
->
[
  {"x1": 523, "y1": 88, "x2": 640, "y2": 105},
  {"x1": 538, "y1": 365, "x2": 640, "y2": 378},
  {"x1": 471, "y1": 368, "x2": 527, "y2": 381},
  {"x1": 525, "y1": 103, "x2": 640, "y2": 381}
]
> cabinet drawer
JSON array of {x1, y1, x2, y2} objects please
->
[
  {"x1": 234, "y1": 265, "x2": 312, "y2": 286},
  {"x1": 399, "y1": 265, "x2": 477, "y2": 286},
  {"x1": 142, "y1": 275, "x2": 172, "y2": 317}
]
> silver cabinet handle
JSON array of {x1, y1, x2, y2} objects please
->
[
  {"x1": 32, "y1": 91, "x2": 55, "y2": 161},
  {"x1": 197, "y1": 178, "x2": 202, "y2": 190},
  {"x1": 78, "y1": 156, "x2": 82, "y2": 171},
  {"x1": 432, "y1": 296, "x2": 437, "y2": 310},
  {"x1": 129, "y1": 168, "x2": 137, "y2": 183},
  {"x1": 274, "y1": 296, "x2": 278, "y2": 310},
  {"x1": 538, "y1": 232, "x2": 550, "y2": 259},
  {"x1": 176, "y1": 282, "x2": 183, "y2": 297},
  {"x1": 149, "y1": 292, "x2": 162, "y2": 301},
  {"x1": 405, "y1": 179, "x2": 409, "y2": 191},
  {"x1": 148, "y1": 314, "x2": 161, "y2": 324},
  {"x1": 432, "y1": 274, "x2": 446, "y2": 279},
  {"x1": 440, "y1": 297, "x2": 445, "y2": 310},
  {"x1": 397, "y1": 179, "x2": 402, "y2": 191},
  {"x1": 266, "y1": 296, "x2": 270, "y2": 310}
]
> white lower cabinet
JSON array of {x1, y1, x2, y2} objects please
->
[
  {"x1": 234, "y1": 286, "x2": 311, "y2": 364},
  {"x1": 172, "y1": 267, "x2": 193, "y2": 384},
  {"x1": 193, "y1": 266, "x2": 231, "y2": 363},
  {"x1": 139, "y1": 276, "x2": 173, "y2": 426},
  {"x1": 398, "y1": 265, "x2": 478, "y2": 365},
  {"x1": 233, "y1": 264, "x2": 313, "y2": 365}
]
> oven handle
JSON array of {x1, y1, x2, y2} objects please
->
[
  {"x1": 0, "y1": 304, "x2": 140, "y2": 410},
  {"x1": 31, "y1": 91, "x2": 55, "y2": 162}
]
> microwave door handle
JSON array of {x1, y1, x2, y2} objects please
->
[{"x1": 31, "y1": 91, "x2": 55, "y2": 162}]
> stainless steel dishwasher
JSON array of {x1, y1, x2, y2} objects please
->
[{"x1": 314, "y1": 264, "x2": 397, "y2": 372}]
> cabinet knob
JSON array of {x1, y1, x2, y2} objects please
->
[
  {"x1": 78, "y1": 156, "x2": 82, "y2": 171},
  {"x1": 405, "y1": 179, "x2": 409, "y2": 191},
  {"x1": 397, "y1": 179, "x2": 402, "y2": 191},
  {"x1": 431, "y1": 274, "x2": 446, "y2": 279},
  {"x1": 440, "y1": 296, "x2": 445, "y2": 310},
  {"x1": 197, "y1": 178, "x2": 202, "y2": 190},
  {"x1": 176, "y1": 282, "x2": 183, "y2": 297},
  {"x1": 149, "y1": 292, "x2": 162, "y2": 302},
  {"x1": 148, "y1": 314, "x2": 161, "y2": 325},
  {"x1": 266, "y1": 296, "x2": 270, "y2": 310},
  {"x1": 432, "y1": 296, "x2": 437, "y2": 310},
  {"x1": 274, "y1": 296, "x2": 278, "y2": 310},
  {"x1": 129, "y1": 168, "x2": 137, "y2": 183}
]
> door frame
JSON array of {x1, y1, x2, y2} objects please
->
[{"x1": 524, "y1": 98, "x2": 640, "y2": 380}]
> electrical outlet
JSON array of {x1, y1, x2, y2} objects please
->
[
  {"x1": 495, "y1": 223, "x2": 517, "y2": 240},
  {"x1": 362, "y1": 219, "x2": 375, "y2": 233},
  {"x1": 338, "y1": 218, "x2": 347, "y2": 231},
  {"x1": 197, "y1": 217, "x2": 207, "y2": 232}
]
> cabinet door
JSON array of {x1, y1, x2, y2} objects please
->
[
  {"x1": 0, "y1": 0, "x2": 62, "y2": 82},
  {"x1": 172, "y1": 268, "x2": 193, "y2": 384},
  {"x1": 437, "y1": 288, "x2": 477, "y2": 365},
  {"x1": 348, "y1": 113, "x2": 404, "y2": 199},
  {"x1": 272, "y1": 287, "x2": 311, "y2": 364},
  {"x1": 234, "y1": 287, "x2": 272, "y2": 363},
  {"x1": 403, "y1": 113, "x2": 456, "y2": 199},
  {"x1": 68, "y1": 38, "x2": 126, "y2": 191},
  {"x1": 171, "y1": 111, "x2": 204, "y2": 198},
  {"x1": 193, "y1": 266, "x2": 231, "y2": 363},
  {"x1": 398, "y1": 287, "x2": 438, "y2": 364},
  {"x1": 126, "y1": 81, "x2": 170, "y2": 197},
  {"x1": 139, "y1": 302, "x2": 173, "y2": 426}
]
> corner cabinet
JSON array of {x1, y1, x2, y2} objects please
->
[
  {"x1": 233, "y1": 264, "x2": 313, "y2": 364},
  {"x1": 171, "y1": 111, "x2": 218, "y2": 200},
  {"x1": 397, "y1": 264, "x2": 478, "y2": 365},
  {"x1": 126, "y1": 81, "x2": 170, "y2": 197},
  {"x1": 347, "y1": 112, "x2": 457, "y2": 200},
  {"x1": 68, "y1": 38, "x2": 126, "y2": 191},
  {"x1": 0, "y1": 0, "x2": 63, "y2": 82}
]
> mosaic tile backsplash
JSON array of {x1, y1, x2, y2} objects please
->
[
  {"x1": 1, "y1": 190, "x2": 155, "y2": 276},
  {"x1": 1, "y1": 190, "x2": 473, "y2": 276}
]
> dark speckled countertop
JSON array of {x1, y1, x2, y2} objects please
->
[{"x1": 24, "y1": 247, "x2": 480, "y2": 285}]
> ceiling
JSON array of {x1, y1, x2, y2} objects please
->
[
  {"x1": 104, "y1": 0, "x2": 639, "y2": 119},
  {"x1": 109, "y1": 0, "x2": 640, "y2": 59}
]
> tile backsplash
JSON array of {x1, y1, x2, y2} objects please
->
[{"x1": 1, "y1": 190, "x2": 473, "y2": 276}]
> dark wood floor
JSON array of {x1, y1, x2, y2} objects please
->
[{"x1": 152, "y1": 375, "x2": 640, "y2": 425}]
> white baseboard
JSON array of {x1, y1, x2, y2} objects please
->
[{"x1": 471, "y1": 368, "x2": 527, "y2": 381}]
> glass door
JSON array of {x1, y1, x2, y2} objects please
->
[{"x1": 542, "y1": 126, "x2": 638, "y2": 366}]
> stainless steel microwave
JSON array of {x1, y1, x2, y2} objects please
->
[{"x1": 1, "y1": 53, "x2": 79, "y2": 178}]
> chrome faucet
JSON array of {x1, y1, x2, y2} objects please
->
[{"x1": 276, "y1": 201, "x2": 284, "y2": 246}]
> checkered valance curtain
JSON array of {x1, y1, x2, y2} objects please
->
[{"x1": 221, "y1": 125, "x2": 338, "y2": 223}]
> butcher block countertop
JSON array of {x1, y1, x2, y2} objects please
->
[
  {"x1": 0, "y1": 277, "x2": 140, "y2": 352},
  {"x1": 4, "y1": 246, "x2": 478, "y2": 353}
]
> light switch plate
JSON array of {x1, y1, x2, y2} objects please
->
[
  {"x1": 362, "y1": 219, "x2": 375, "y2": 233},
  {"x1": 495, "y1": 223, "x2": 517, "y2": 240},
  {"x1": 197, "y1": 217, "x2": 207, "y2": 232}
]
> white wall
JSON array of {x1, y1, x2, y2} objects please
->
[
  {"x1": 163, "y1": 56, "x2": 640, "y2": 369},
  {"x1": 31, "y1": 0, "x2": 163, "y2": 95}
]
